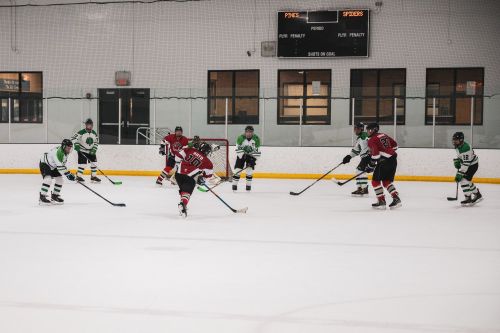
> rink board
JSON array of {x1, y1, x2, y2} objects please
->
[{"x1": 0, "y1": 144, "x2": 499, "y2": 183}]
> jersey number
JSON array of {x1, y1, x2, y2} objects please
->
[
  {"x1": 186, "y1": 154, "x2": 202, "y2": 167},
  {"x1": 380, "y1": 137, "x2": 390, "y2": 148}
]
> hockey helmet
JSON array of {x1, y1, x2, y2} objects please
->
[
  {"x1": 366, "y1": 123, "x2": 379, "y2": 132},
  {"x1": 245, "y1": 125, "x2": 254, "y2": 132},
  {"x1": 84, "y1": 118, "x2": 93, "y2": 125},
  {"x1": 175, "y1": 126, "x2": 183, "y2": 133},
  {"x1": 198, "y1": 142, "x2": 212, "y2": 156},
  {"x1": 452, "y1": 132, "x2": 464, "y2": 141},
  {"x1": 61, "y1": 139, "x2": 73, "y2": 154},
  {"x1": 354, "y1": 122, "x2": 365, "y2": 130}
]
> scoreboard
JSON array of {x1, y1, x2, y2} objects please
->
[{"x1": 277, "y1": 9, "x2": 369, "y2": 58}]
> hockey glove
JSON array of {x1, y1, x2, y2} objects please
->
[
  {"x1": 197, "y1": 176, "x2": 206, "y2": 186},
  {"x1": 74, "y1": 143, "x2": 81, "y2": 152},
  {"x1": 365, "y1": 160, "x2": 377, "y2": 173},
  {"x1": 66, "y1": 172, "x2": 76, "y2": 181},
  {"x1": 90, "y1": 148, "x2": 97, "y2": 156},
  {"x1": 453, "y1": 158, "x2": 461, "y2": 169},
  {"x1": 159, "y1": 144, "x2": 166, "y2": 156},
  {"x1": 455, "y1": 172, "x2": 464, "y2": 183},
  {"x1": 342, "y1": 155, "x2": 352, "y2": 164}
]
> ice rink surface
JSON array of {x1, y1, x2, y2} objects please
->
[{"x1": 1, "y1": 174, "x2": 499, "y2": 333}]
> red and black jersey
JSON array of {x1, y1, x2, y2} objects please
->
[
  {"x1": 368, "y1": 133, "x2": 398, "y2": 160},
  {"x1": 163, "y1": 134, "x2": 188, "y2": 156},
  {"x1": 174, "y1": 147, "x2": 214, "y2": 178}
]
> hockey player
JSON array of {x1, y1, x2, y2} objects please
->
[
  {"x1": 71, "y1": 118, "x2": 100, "y2": 183},
  {"x1": 174, "y1": 142, "x2": 217, "y2": 218},
  {"x1": 364, "y1": 123, "x2": 401, "y2": 210},
  {"x1": 156, "y1": 126, "x2": 188, "y2": 186},
  {"x1": 342, "y1": 122, "x2": 370, "y2": 196},
  {"x1": 188, "y1": 135, "x2": 201, "y2": 149},
  {"x1": 452, "y1": 132, "x2": 482, "y2": 206},
  {"x1": 233, "y1": 126, "x2": 261, "y2": 191},
  {"x1": 39, "y1": 139, "x2": 76, "y2": 204}
]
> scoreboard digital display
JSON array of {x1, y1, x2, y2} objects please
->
[{"x1": 277, "y1": 9, "x2": 369, "y2": 58}]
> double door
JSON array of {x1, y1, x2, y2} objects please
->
[{"x1": 98, "y1": 88, "x2": 150, "y2": 144}]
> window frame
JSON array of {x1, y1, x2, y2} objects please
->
[
  {"x1": 207, "y1": 69, "x2": 260, "y2": 125},
  {"x1": 425, "y1": 67, "x2": 484, "y2": 126},
  {"x1": 349, "y1": 68, "x2": 406, "y2": 125},
  {"x1": 0, "y1": 71, "x2": 43, "y2": 124},
  {"x1": 277, "y1": 69, "x2": 332, "y2": 125}
]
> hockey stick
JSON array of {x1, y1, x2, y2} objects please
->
[
  {"x1": 447, "y1": 182, "x2": 459, "y2": 201},
  {"x1": 97, "y1": 167, "x2": 122, "y2": 185},
  {"x1": 203, "y1": 184, "x2": 247, "y2": 213},
  {"x1": 197, "y1": 167, "x2": 244, "y2": 193},
  {"x1": 332, "y1": 171, "x2": 366, "y2": 186},
  {"x1": 77, "y1": 181, "x2": 126, "y2": 207},
  {"x1": 289, "y1": 162, "x2": 343, "y2": 196}
]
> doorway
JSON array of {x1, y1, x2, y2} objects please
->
[{"x1": 98, "y1": 88, "x2": 150, "y2": 144}]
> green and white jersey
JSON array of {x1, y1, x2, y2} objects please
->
[
  {"x1": 40, "y1": 146, "x2": 70, "y2": 175},
  {"x1": 71, "y1": 129, "x2": 99, "y2": 154},
  {"x1": 236, "y1": 134, "x2": 261, "y2": 158},
  {"x1": 349, "y1": 131, "x2": 370, "y2": 158},
  {"x1": 456, "y1": 141, "x2": 478, "y2": 173}
]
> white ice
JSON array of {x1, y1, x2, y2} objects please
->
[{"x1": 1, "y1": 174, "x2": 500, "y2": 333}]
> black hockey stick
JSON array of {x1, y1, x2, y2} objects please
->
[
  {"x1": 97, "y1": 167, "x2": 123, "y2": 185},
  {"x1": 77, "y1": 181, "x2": 126, "y2": 207},
  {"x1": 197, "y1": 167, "x2": 245, "y2": 193},
  {"x1": 447, "y1": 182, "x2": 459, "y2": 201},
  {"x1": 332, "y1": 171, "x2": 366, "y2": 186},
  {"x1": 203, "y1": 184, "x2": 247, "y2": 213},
  {"x1": 289, "y1": 162, "x2": 343, "y2": 196}
]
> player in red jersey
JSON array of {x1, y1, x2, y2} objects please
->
[
  {"x1": 156, "y1": 126, "x2": 189, "y2": 186},
  {"x1": 173, "y1": 142, "x2": 216, "y2": 218},
  {"x1": 364, "y1": 123, "x2": 402, "y2": 210}
]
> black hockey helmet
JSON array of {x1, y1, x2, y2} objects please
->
[
  {"x1": 245, "y1": 125, "x2": 254, "y2": 132},
  {"x1": 452, "y1": 132, "x2": 465, "y2": 141},
  {"x1": 175, "y1": 126, "x2": 183, "y2": 133},
  {"x1": 452, "y1": 131, "x2": 465, "y2": 147},
  {"x1": 61, "y1": 139, "x2": 73, "y2": 154},
  {"x1": 84, "y1": 118, "x2": 93, "y2": 125},
  {"x1": 366, "y1": 123, "x2": 379, "y2": 132},
  {"x1": 198, "y1": 142, "x2": 212, "y2": 156},
  {"x1": 354, "y1": 122, "x2": 365, "y2": 130}
]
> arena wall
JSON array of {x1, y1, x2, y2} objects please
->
[{"x1": 0, "y1": 144, "x2": 498, "y2": 183}]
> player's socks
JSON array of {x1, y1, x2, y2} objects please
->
[
  {"x1": 245, "y1": 174, "x2": 252, "y2": 191},
  {"x1": 40, "y1": 181, "x2": 51, "y2": 196}
]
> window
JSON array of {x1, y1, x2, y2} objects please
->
[
  {"x1": 207, "y1": 70, "x2": 259, "y2": 124},
  {"x1": 278, "y1": 69, "x2": 331, "y2": 125},
  {"x1": 425, "y1": 68, "x2": 483, "y2": 125},
  {"x1": 350, "y1": 69, "x2": 406, "y2": 125},
  {"x1": 0, "y1": 72, "x2": 43, "y2": 123}
]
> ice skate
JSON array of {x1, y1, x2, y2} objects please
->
[
  {"x1": 51, "y1": 193, "x2": 64, "y2": 205},
  {"x1": 90, "y1": 176, "x2": 101, "y2": 183},
  {"x1": 351, "y1": 187, "x2": 368, "y2": 197},
  {"x1": 39, "y1": 193, "x2": 51, "y2": 205},
  {"x1": 389, "y1": 195, "x2": 402, "y2": 210},
  {"x1": 372, "y1": 198, "x2": 386, "y2": 210}
]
